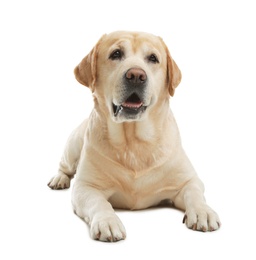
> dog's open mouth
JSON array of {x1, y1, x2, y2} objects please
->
[{"x1": 113, "y1": 93, "x2": 146, "y2": 117}]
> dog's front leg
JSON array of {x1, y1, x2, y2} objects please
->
[
  {"x1": 174, "y1": 177, "x2": 221, "y2": 232},
  {"x1": 72, "y1": 181, "x2": 126, "y2": 242}
]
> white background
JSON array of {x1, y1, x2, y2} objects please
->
[{"x1": 1, "y1": 0, "x2": 255, "y2": 259}]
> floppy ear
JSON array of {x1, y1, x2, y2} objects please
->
[
  {"x1": 74, "y1": 35, "x2": 105, "y2": 92},
  {"x1": 74, "y1": 47, "x2": 96, "y2": 91},
  {"x1": 166, "y1": 47, "x2": 182, "y2": 96}
]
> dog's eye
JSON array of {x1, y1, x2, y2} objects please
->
[
  {"x1": 148, "y1": 54, "x2": 159, "y2": 63},
  {"x1": 109, "y1": 49, "x2": 123, "y2": 60}
]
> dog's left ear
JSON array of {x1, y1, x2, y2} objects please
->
[
  {"x1": 74, "y1": 35, "x2": 105, "y2": 92},
  {"x1": 163, "y1": 42, "x2": 182, "y2": 96},
  {"x1": 167, "y1": 54, "x2": 182, "y2": 96}
]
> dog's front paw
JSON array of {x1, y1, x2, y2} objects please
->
[
  {"x1": 48, "y1": 173, "x2": 71, "y2": 190},
  {"x1": 183, "y1": 205, "x2": 221, "y2": 232},
  {"x1": 90, "y1": 214, "x2": 126, "y2": 242}
]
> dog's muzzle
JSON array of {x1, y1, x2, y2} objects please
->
[{"x1": 113, "y1": 68, "x2": 148, "y2": 120}]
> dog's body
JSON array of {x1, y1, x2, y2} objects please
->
[{"x1": 48, "y1": 31, "x2": 220, "y2": 242}]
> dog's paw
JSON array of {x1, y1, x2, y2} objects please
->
[
  {"x1": 47, "y1": 173, "x2": 71, "y2": 190},
  {"x1": 183, "y1": 204, "x2": 221, "y2": 232},
  {"x1": 90, "y1": 214, "x2": 126, "y2": 242}
]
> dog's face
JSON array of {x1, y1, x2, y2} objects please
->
[{"x1": 75, "y1": 31, "x2": 181, "y2": 122}]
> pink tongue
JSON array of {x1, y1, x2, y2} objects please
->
[{"x1": 122, "y1": 101, "x2": 143, "y2": 108}]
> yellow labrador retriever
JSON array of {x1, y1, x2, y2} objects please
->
[{"x1": 48, "y1": 31, "x2": 220, "y2": 242}]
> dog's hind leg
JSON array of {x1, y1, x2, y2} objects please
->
[{"x1": 48, "y1": 120, "x2": 87, "y2": 190}]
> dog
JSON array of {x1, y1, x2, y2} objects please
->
[{"x1": 48, "y1": 31, "x2": 221, "y2": 242}]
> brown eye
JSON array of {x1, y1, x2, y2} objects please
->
[
  {"x1": 109, "y1": 49, "x2": 123, "y2": 60},
  {"x1": 148, "y1": 54, "x2": 159, "y2": 63}
]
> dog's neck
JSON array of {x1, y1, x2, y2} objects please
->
[
  {"x1": 107, "y1": 120, "x2": 150, "y2": 145},
  {"x1": 107, "y1": 97, "x2": 169, "y2": 142},
  {"x1": 102, "y1": 100, "x2": 174, "y2": 172},
  {"x1": 90, "y1": 97, "x2": 176, "y2": 172}
]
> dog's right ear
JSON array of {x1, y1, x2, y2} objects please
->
[
  {"x1": 74, "y1": 35, "x2": 105, "y2": 92},
  {"x1": 74, "y1": 47, "x2": 96, "y2": 91}
]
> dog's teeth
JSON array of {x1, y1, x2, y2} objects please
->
[{"x1": 114, "y1": 105, "x2": 122, "y2": 117}]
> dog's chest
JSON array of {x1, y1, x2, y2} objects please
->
[
  {"x1": 113, "y1": 140, "x2": 170, "y2": 173},
  {"x1": 107, "y1": 164, "x2": 178, "y2": 210},
  {"x1": 115, "y1": 149, "x2": 156, "y2": 173}
]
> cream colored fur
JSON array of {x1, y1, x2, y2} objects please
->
[{"x1": 48, "y1": 31, "x2": 220, "y2": 242}]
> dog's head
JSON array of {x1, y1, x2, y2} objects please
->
[{"x1": 74, "y1": 31, "x2": 181, "y2": 123}]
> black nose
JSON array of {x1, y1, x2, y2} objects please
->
[{"x1": 125, "y1": 68, "x2": 147, "y2": 85}]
